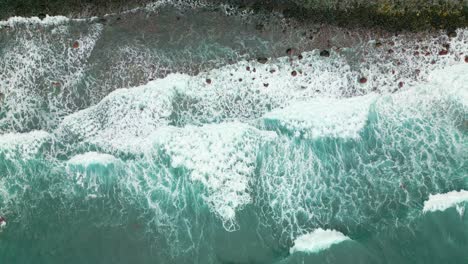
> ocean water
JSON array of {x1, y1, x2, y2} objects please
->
[{"x1": 0, "y1": 2, "x2": 467, "y2": 264}]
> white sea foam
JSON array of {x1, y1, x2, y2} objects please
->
[
  {"x1": 57, "y1": 74, "x2": 186, "y2": 153},
  {"x1": 427, "y1": 64, "x2": 468, "y2": 106},
  {"x1": 375, "y1": 63, "x2": 468, "y2": 131},
  {"x1": 56, "y1": 53, "x2": 361, "y2": 152},
  {"x1": 0, "y1": 131, "x2": 51, "y2": 158},
  {"x1": 423, "y1": 190, "x2": 468, "y2": 214},
  {"x1": 66, "y1": 152, "x2": 121, "y2": 193},
  {"x1": 263, "y1": 93, "x2": 377, "y2": 139},
  {"x1": 255, "y1": 63, "x2": 468, "y2": 243},
  {"x1": 61, "y1": 89, "x2": 276, "y2": 229},
  {"x1": 392, "y1": 63, "x2": 468, "y2": 102},
  {"x1": 67, "y1": 152, "x2": 120, "y2": 168},
  {"x1": 290, "y1": 229, "x2": 350, "y2": 254},
  {"x1": 4, "y1": 19, "x2": 467, "y2": 134},
  {"x1": 0, "y1": 20, "x2": 103, "y2": 132},
  {"x1": 148, "y1": 122, "x2": 276, "y2": 230},
  {"x1": 0, "y1": 15, "x2": 71, "y2": 28},
  {"x1": 0, "y1": 0, "x2": 207, "y2": 28}
]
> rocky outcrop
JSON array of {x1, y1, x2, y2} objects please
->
[{"x1": 0, "y1": 0, "x2": 467, "y2": 31}]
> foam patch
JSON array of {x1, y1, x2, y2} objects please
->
[
  {"x1": 263, "y1": 93, "x2": 377, "y2": 139},
  {"x1": 290, "y1": 228, "x2": 350, "y2": 254},
  {"x1": 149, "y1": 122, "x2": 276, "y2": 230},
  {"x1": 423, "y1": 190, "x2": 468, "y2": 214}
]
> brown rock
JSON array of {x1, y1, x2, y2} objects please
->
[{"x1": 439, "y1": 50, "x2": 448, "y2": 56}]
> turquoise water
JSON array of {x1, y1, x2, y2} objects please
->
[{"x1": 0, "y1": 3, "x2": 468, "y2": 264}]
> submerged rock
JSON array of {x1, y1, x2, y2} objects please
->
[
  {"x1": 286, "y1": 48, "x2": 296, "y2": 56},
  {"x1": 257, "y1": 57, "x2": 268, "y2": 64},
  {"x1": 319, "y1": 50, "x2": 330, "y2": 57}
]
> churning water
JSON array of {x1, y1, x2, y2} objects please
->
[{"x1": 0, "y1": 1, "x2": 467, "y2": 263}]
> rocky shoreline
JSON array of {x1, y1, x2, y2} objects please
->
[{"x1": 1, "y1": 0, "x2": 467, "y2": 31}]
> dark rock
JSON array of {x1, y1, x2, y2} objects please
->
[
  {"x1": 72, "y1": 41, "x2": 79, "y2": 49},
  {"x1": 286, "y1": 48, "x2": 296, "y2": 56},
  {"x1": 465, "y1": 56, "x2": 468, "y2": 63},
  {"x1": 319, "y1": 50, "x2": 330, "y2": 57},
  {"x1": 38, "y1": 13, "x2": 46, "y2": 20},
  {"x1": 257, "y1": 57, "x2": 268, "y2": 64},
  {"x1": 447, "y1": 31, "x2": 457, "y2": 38},
  {"x1": 359, "y1": 77, "x2": 367, "y2": 84},
  {"x1": 291, "y1": 70, "x2": 297, "y2": 76},
  {"x1": 398, "y1": 81, "x2": 404, "y2": 88},
  {"x1": 263, "y1": 83, "x2": 269, "y2": 87},
  {"x1": 206, "y1": 79, "x2": 211, "y2": 84}
]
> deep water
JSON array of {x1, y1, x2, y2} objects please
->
[{"x1": 0, "y1": 2, "x2": 467, "y2": 264}]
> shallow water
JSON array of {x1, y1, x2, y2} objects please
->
[{"x1": 0, "y1": 2, "x2": 467, "y2": 264}]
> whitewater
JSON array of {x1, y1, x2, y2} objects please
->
[{"x1": 0, "y1": 2, "x2": 467, "y2": 264}]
